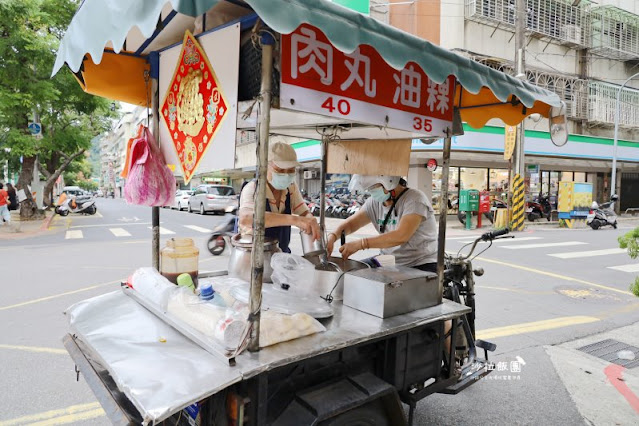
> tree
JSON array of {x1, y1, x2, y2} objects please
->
[{"x1": 0, "y1": 0, "x2": 115, "y2": 218}]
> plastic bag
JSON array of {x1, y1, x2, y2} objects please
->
[
  {"x1": 127, "y1": 267, "x2": 177, "y2": 309},
  {"x1": 259, "y1": 311, "x2": 326, "y2": 348},
  {"x1": 271, "y1": 252, "x2": 315, "y2": 289},
  {"x1": 166, "y1": 287, "x2": 247, "y2": 350},
  {"x1": 123, "y1": 127, "x2": 176, "y2": 206}
]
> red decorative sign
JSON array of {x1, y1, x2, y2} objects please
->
[
  {"x1": 426, "y1": 158, "x2": 438, "y2": 172},
  {"x1": 280, "y1": 24, "x2": 454, "y2": 136},
  {"x1": 161, "y1": 30, "x2": 229, "y2": 183}
]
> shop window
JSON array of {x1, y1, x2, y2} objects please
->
[
  {"x1": 489, "y1": 168, "x2": 509, "y2": 197},
  {"x1": 460, "y1": 167, "x2": 487, "y2": 191},
  {"x1": 561, "y1": 171, "x2": 574, "y2": 181},
  {"x1": 574, "y1": 172, "x2": 586, "y2": 183}
]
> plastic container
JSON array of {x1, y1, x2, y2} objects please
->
[{"x1": 161, "y1": 238, "x2": 199, "y2": 287}]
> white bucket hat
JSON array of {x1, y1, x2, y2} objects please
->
[
  {"x1": 269, "y1": 142, "x2": 301, "y2": 169},
  {"x1": 348, "y1": 174, "x2": 402, "y2": 192}
]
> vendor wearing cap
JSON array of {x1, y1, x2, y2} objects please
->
[
  {"x1": 239, "y1": 142, "x2": 320, "y2": 253},
  {"x1": 326, "y1": 175, "x2": 438, "y2": 272}
]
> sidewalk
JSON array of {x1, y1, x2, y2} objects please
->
[
  {"x1": 546, "y1": 321, "x2": 639, "y2": 423},
  {"x1": 0, "y1": 209, "x2": 56, "y2": 240}
]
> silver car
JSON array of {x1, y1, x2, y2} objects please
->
[{"x1": 188, "y1": 185, "x2": 237, "y2": 215}]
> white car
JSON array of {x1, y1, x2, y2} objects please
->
[{"x1": 172, "y1": 190, "x2": 194, "y2": 210}]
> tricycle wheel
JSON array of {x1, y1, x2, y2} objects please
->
[
  {"x1": 207, "y1": 234, "x2": 226, "y2": 255},
  {"x1": 319, "y1": 400, "x2": 390, "y2": 426}
]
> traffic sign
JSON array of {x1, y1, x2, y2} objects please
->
[{"x1": 28, "y1": 122, "x2": 42, "y2": 138}]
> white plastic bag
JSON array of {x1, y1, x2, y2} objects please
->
[
  {"x1": 270, "y1": 252, "x2": 315, "y2": 290},
  {"x1": 259, "y1": 311, "x2": 326, "y2": 348},
  {"x1": 128, "y1": 267, "x2": 177, "y2": 309}
]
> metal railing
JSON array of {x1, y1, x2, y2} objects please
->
[
  {"x1": 589, "y1": 6, "x2": 639, "y2": 61},
  {"x1": 465, "y1": 0, "x2": 588, "y2": 47},
  {"x1": 588, "y1": 80, "x2": 639, "y2": 126}
]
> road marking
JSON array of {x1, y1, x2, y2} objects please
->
[
  {"x1": 109, "y1": 227, "x2": 131, "y2": 237},
  {"x1": 0, "y1": 280, "x2": 120, "y2": 311},
  {"x1": 148, "y1": 226, "x2": 175, "y2": 235},
  {"x1": 446, "y1": 235, "x2": 484, "y2": 240},
  {"x1": 71, "y1": 222, "x2": 151, "y2": 228},
  {"x1": 458, "y1": 237, "x2": 542, "y2": 244},
  {"x1": 184, "y1": 225, "x2": 212, "y2": 233},
  {"x1": 604, "y1": 364, "x2": 639, "y2": 414},
  {"x1": 549, "y1": 248, "x2": 628, "y2": 259},
  {"x1": 0, "y1": 344, "x2": 66, "y2": 355},
  {"x1": 502, "y1": 241, "x2": 588, "y2": 250},
  {"x1": 64, "y1": 230, "x2": 83, "y2": 239},
  {"x1": 608, "y1": 263, "x2": 639, "y2": 273},
  {"x1": 475, "y1": 256, "x2": 633, "y2": 296},
  {"x1": 476, "y1": 316, "x2": 600, "y2": 340},
  {"x1": 476, "y1": 285, "x2": 553, "y2": 295},
  {"x1": 0, "y1": 402, "x2": 104, "y2": 426}
]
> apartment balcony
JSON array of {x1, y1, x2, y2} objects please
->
[
  {"x1": 465, "y1": 0, "x2": 588, "y2": 47},
  {"x1": 588, "y1": 81, "x2": 639, "y2": 127},
  {"x1": 459, "y1": 51, "x2": 589, "y2": 121},
  {"x1": 589, "y1": 6, "x2": 639, "y2": 62}
]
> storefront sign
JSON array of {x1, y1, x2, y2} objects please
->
[
  {"x1": 504, "y1": 125, "x2": 516, "y2": 160},
  {"x1": 160, "y1": 30, "x2": 229, "y2": 184},
  {"x1": 280, "y1": 24, "x2": 454, "y2": 137},
  {"x1": 426, "y1": 158, "x2": 438, "y2": 172},
  {"x1": 527, "y1": 164, "x2": 539, "y2": 174}
]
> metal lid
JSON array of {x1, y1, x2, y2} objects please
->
[{"x1": 231, "y1": 234, "x2": 278, "y2": 249}]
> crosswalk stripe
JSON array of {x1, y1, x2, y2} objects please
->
[
  {"x1": 607, "y1": 263, "x2": 639, "y2": 273},
  {"x1": 65, "y1": 230, "x2": 83, "y2": 239},
  {"x1": 457, "y1": 237, "x2": 542, "y2": 244},
  {"x1": 109, "y1": 228, "x2": 132, "y2": 237},
  {"x1": 183, "y1": 225, "x2": 212, "y2": 233},
  {"x1": 147, "y1": 226, "x2": 175, "y2": 235},
  {"x1": 549, "y1": 248, "x2": 627, "y2": 259},
  {"x1": 502, "y1": 241, "x2": 588, "y2": 250}
]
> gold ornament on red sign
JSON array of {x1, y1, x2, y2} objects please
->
[{"x1": 161, "y1": 30, "x2": 228, "y2": 183}]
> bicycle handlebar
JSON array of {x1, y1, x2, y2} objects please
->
[{"x1": 480, "y1": 227, "x2": 510, "y2": 242}]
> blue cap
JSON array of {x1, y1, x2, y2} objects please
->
[{"x1": 199, "y1": 284, "x2": 215, "y2": 300}]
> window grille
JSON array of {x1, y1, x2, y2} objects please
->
[
  {"x1": 589, "y1": 6, "x2": 639, "y2": 61},
  {"x1": 588, "y1": 81, "x2": 639, "y2": 126}
]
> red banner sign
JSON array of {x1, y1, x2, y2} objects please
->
[
  {"x1": 281, "y1": 24, "x2": 454, "y2": 136},
  {"x1": 161, "y1": 31, "x2": 229, "y2": 184}
]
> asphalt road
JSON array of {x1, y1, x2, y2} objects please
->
[{"x1": 1, "y1": 198, "x2": 638, "y2": 425}]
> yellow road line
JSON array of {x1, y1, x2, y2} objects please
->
[
  {"x1": 0, "y1": 280, "x2": 120, "y2": 312},
  {"x1": 476, "y1": 285, "x2": 554, "y2": 295},
  {"x1": 475, "y1": 256, "x2": 634, "y2": 296},
  {"x1": 476, "y1": 316, "x2": 600, "y2": 340},
  {"x1": 0, "y1": 403, "x2": 103, "y2": 426},
  {"x1": 0, "y1": 344, "x2": 66, "y2": 355}
]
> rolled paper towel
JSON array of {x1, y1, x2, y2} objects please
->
[{"x1": 130, "y1": 267, "x2": 176, "y2": 308}]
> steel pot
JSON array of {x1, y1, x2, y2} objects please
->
[
  {"x1": 228, "y1": 234, "x2": 279, "y2": 283},
  {"x1": 308, "y1": 256, "x2": 369, "y2": 301}
]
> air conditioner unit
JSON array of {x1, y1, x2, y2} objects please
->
[
  {"x1": 303, "y1": 170, "x2": 317, "y2": 179},
  {"x1": 561, "y1": 24, "x2": 582, "y2": 44}
]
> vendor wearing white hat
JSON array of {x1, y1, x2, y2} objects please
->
[
  {"x1": 326, "y1": 174, "x2": 438, "y2": 272},
  {"x1": 239, "y1": 142, "x2": 320, "y2": 253}
]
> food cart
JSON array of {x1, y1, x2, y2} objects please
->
[{"x1": 52, "y1": 1, "x2": 566, "y2": 424}]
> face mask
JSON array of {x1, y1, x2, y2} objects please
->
[
  {"x1": 270, "y1": 172, "x2": 295, "y2": 190},
  {"x1": 369, "y1": 186, "x2": 390, "y2": 203}
]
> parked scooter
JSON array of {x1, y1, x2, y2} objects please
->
[
  {"x1": 526, "y1": 193, "x2": 552, "y2": 222},
  {"x1": 55, "y1": 194, "x2": 97, "y2": 216},
  {"x1": 587, "y1": 195, "x2": 618, "y2": 230}
]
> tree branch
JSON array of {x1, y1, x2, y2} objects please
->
[{"x1": 44, "y1": 149, "x2": 86, "y2": 187}]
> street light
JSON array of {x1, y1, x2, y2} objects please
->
[{"x1": 611, "y1": 71, "x2": 639, "y2": 199}]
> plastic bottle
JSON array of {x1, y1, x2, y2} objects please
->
[{"x1": 198, "y1": 284, "x2": 227, "y2": 307}]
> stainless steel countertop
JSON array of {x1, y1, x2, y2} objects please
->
[{"x1": 67, "y1": 289, "x2": 470, "y2": 424}]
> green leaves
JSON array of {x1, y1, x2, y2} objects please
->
[{"x1": 618, "y1": 227, "x2": 639, "y2": 260}]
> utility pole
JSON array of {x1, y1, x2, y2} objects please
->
[{"x1": 514, "y1": 0, "x2": 526, "y2": 179}]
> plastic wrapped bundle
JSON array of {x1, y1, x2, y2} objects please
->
[
  {"x1": 260, "y1": 311, "x2": 326, "y2": 348},
  {"x1": 271, "y1": 252, "x2": 315, "y2": 291},
  {"x1": 128, "y1": 267, "x2": 177, "y2": 309}
]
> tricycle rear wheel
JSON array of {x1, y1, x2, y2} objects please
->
[{"x1": 319, "y1": 400, "x2": 390, "y2": 426}]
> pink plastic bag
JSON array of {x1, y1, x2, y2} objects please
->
[{"x1": 123, "y1": 127, "x2": 176, "y2": 206}]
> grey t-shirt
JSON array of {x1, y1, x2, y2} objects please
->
[{"x1": 363, "y1": 188, "x2": 438, "y2": 267}]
